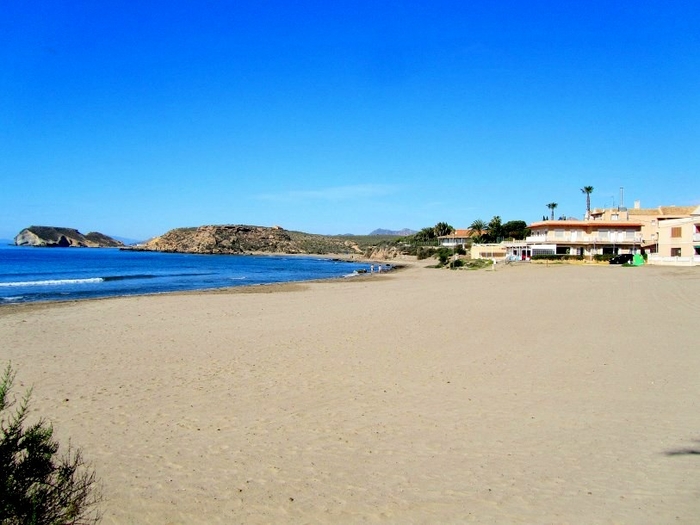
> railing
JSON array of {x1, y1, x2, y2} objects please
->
[{"x1": 525, "y1": 234, "x2": 643, "y2": 243}]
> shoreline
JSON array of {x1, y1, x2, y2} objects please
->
[
  {"x1": 0, "y1": 260, "x2": 411, "y2": 314},
  {"x1": 0, "y1": 249, "x2": 408, "y2": 310}
]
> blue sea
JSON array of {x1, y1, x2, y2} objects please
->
[{"x1": 0, "y1": 245, "x2": 372, "y2": 304}]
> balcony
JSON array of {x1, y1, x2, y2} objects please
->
[{"x1": 525, "y1": 233, "x2": 643, "y2": 244}]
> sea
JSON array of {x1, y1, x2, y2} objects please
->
[{"x1": 0, "y1": 244, "x2": 372, "y2": 305}]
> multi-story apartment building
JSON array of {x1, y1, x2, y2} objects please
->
[
  {"x1": 648, "y1": 206, "x2": 700, "y2": 265},
  {"x1": 504, "y1": 220, "x2": 643, "y2": 260},
  {"x1": 589, "y1": 202, "x2": 698, "y2": 250}
]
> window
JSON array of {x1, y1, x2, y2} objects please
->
[
  {"x1": 625, "y1": 230, "x2": 635, "y2": 240},
  {"x1": 554, "y1": 229, "x2": 564, "y2": 238},
  {"x1": 671, "y1": 248, "x2": 682, "y2": 257},
  {"x1": 611, "y1": 213, "x2": 619, "y2": 220},
  {"x1": 532, "y1": 248, "x2": 555, "y2": 256},
  {"x1": 671, "y1": 227, "x2": 682, "y2": 238},
  {"x1": 598, "y1": 229, "x2": 609, "y2": 239}
]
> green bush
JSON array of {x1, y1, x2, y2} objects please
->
[
  {"x1": 416, "y1": 247, "x2": 437, "y2": 260},
  {"x1": 462, "y1": 259, "x2": 493, "y2": 270},
  {"x1": 593, "y1": 254, "x2": 615, "y2": 262},
  {"x1": 0, "y1": 363, "x2": 101, "y2": 525},
  {"x1": 531, "y1": 254, "x2": 584, "y2": 261}
]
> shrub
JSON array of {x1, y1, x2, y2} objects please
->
[
  {"x1": 0, "y1": 363, "x2": 101, "y2": 525},
  {"x1": 416, "y1": 246, "x2": 437, "y2": 260},
  {"x1": 464, "y1": 259, "x2": 493, "y2": 269},
  {"x1": 531, "y1": 254, "x2": 584, "y2": 261},
  {"x1": 593, "y1": 254, "x2": 615, "y2": 262}
]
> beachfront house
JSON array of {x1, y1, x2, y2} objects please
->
[
  {"x1": 503, "y1": 220, "x2": 643, "y2": 260},
  {"x1": 447, "y1": 201, "x2": 699, "y2": 263},
  {"x1": 647, "y1": 206, "x2": 700, "y2": 266},
  {"x1": 438, "y1": 229, "x2": 473, "y2": 248}
]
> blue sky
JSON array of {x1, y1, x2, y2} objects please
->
[{"x1": 1, "y1": 1, "x2": 698, "y2": 240}]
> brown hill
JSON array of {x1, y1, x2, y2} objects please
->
[{"x1": 137, "y1": 225, "x2": 363, "y2": 255}]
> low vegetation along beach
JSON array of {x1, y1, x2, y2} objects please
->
[{"x1": 2, "y1": 262, "x2": 699, "y2": 524}]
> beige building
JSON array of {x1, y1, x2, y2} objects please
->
[
  {"x1": 470, "y1": 243, "x2": 507, "y2": 260},
  {"x1": 589, "y1": 202, "x2": 698, "y2": 250},
  {"x1": 503, "y1": 220, "x2": 643, "y2": 260},
  {"x1": 647, "y1": 206, "x2": 700, "y2": 266}
]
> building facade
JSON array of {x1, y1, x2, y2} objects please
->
[
  {"x1": 647, "y1": 206, "x2": 700, "y2": 266},
  {"x1": 438, "y1": 229, "x2": 473, "y2": 247},
  {"x1": 589, "y1": 202, "x2": 698, "y2": 251},
  {"x1": 504, "y1": 220, "x2": 643, "y2": 260}
]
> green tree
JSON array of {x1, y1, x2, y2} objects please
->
[
  {"x1": 485, "y1": 216, "x2": 503, "y2": 243},
  {"x1": 469, "y1": 219, "x2": 487, "y2": 242},
  {"x1": 581, "y1": 186, "x2": 594, "y2": 217},
  {"x1": 546, "y1": 202, "x2": 558, "y2": 221},
  {"x1": 413, "y1": 227, "x2": 436, "y2": 242},
  {"x1": 501, "y1": 220, "x2": 529, "y2": 240},
  {"x1": 433, "y1": 222, "x2": 454, "y2": 238},
  {"x1": 0, "y1": 363, "x2": 101, "y2": 525}
]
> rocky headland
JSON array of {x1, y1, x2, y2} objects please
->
[
  {"x1": 14, "y1": 226, "x2": 124, "y2": 248},
  {"x1": 132, "y1": 225, "x2": 364, "y2": 255}
]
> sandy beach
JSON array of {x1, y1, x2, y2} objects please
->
[{"x1": 1, "y1": 262, "x2": 699, "y2": 524}]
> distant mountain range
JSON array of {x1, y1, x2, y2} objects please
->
[
  {"x1": 110, "y1": 235, "x2": 143, "y2": 246},
  {"x1": 368, "y1": 228, "x2": 416, "y2": 236}
]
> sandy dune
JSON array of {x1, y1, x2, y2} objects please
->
[{"x1": 2, "y1": 262, "x2": 699, "y2": 524}]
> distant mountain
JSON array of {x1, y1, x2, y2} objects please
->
[
  {"x1": 110, "y1": 235, "x2": 143, "y2": 246},
  {"x1": 368, "y1": 228, "x2": 416, "y2": 236}
]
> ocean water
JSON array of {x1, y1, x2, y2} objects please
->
[{"x1": 0, "y1": 245, "x2": 372, "y2": 304}]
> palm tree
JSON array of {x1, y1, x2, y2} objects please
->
[
  {"x1": 469, "y1": 219, "x2": 487, "y2": 242},
  {"x1": 486, "y1": 216, "x2": 503, "y2": 243},
  {"x1": 546, "y1": 202, "x2": 558, "y2": 221},
  {"x1": 433, "y1": 222, "x2": 454, "y2": 237},
  {"x1": 581, "y1": 186, "x2": 594, "y2": 218}
]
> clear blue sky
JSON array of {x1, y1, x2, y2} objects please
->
[{"x1": 2, "y1": 1, "x2": 698, "y2": 240}]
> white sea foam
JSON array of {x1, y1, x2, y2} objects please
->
[
  {"x1": 0, "y1": 296, "x2": 24, "y2": 302},
  {"x1": 0, "y1": 277, "x2": 104, "y2": 287}
]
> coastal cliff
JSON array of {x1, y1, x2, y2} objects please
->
[
  {"x1": 137, "y1": 225, "x2": 363, "y2": 255},
  {"x1": 14, "y1": 226, "x2": 124, "y2": 248}
]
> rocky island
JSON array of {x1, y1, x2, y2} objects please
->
[
  {"x1": 14, "y1": 226, "x2": 124, "y2": 248},
  {"x1": 132, "y1": 225, "x2": 364, "y2": 255}
]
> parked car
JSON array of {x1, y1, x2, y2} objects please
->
[{"x1": 609, "y1": 253, "x2": 634, "y2": 265}]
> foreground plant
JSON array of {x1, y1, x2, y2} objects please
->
[{"x1": 0, "y1": 363, "x2": 101, "y2": 525}]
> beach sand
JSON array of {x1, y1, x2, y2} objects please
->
[{"x1": 1, "y1": 262, "x2": 699, "y2": 524}]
